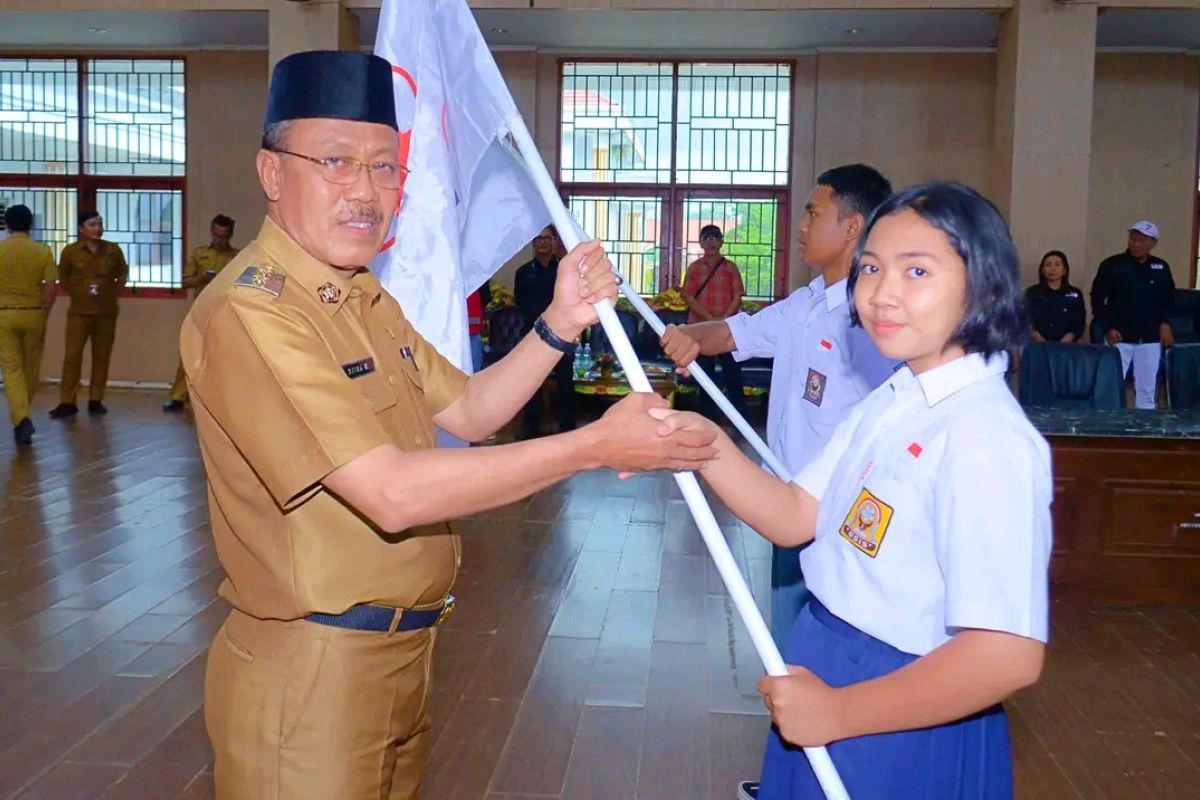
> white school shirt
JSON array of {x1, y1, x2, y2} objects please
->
[
  {"x1": 794, "y1": 353, "x2": 1053, "y2": 656},
  {"x1": 725, "y1": 276, "x2": 898, "y2": 476}
]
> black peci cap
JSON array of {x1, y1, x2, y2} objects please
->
[{"x1": 264, "y1": 51, "x2": 398, "y2": 131}]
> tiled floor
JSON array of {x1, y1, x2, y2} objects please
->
[{"x1": 0, "y1": 391, "x2": 1197, "y2": 799}]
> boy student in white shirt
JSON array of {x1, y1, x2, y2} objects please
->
[
  {"x1": 655, "y1": 181, "x2": 1052, "y2": 799},
  {"x1": 660, "y1": 163, "x2": 896, "y2": 644}
]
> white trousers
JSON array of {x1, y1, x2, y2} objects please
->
[{"x1": 1116, "y1": 342, "x2": 1161, "y2": 409}]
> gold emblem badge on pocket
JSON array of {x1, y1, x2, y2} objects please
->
[{"x1": 839, "y1": 487, "x2": 894, "y2": 558}]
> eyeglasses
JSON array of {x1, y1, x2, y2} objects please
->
[
  {"x1": 270, "y1": 149, "x2": 408, "y2": 190},
  {"x1": 533, "y1": 235, "x2": 555, "y2": 243},
  {"x1": 700, "y1": 235, "x2": 723, "y2": 243}
]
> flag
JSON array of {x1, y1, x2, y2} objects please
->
[{"x1": 371, "y1": 0, "x2": 552, "y2": 374}]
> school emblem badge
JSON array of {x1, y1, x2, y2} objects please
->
[
  {"x1": 803, "y1": 368, "x2": 827, "y2": 407},
  {"x1": 839, "y1": 488, "x2": 894, "y2": 558},
  {"x1": 317, "y1": 282, "x2": 341, "y2": 304}
]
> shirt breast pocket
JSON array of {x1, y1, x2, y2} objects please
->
[
  {"x1": 839, "y1": 461, "x2": 925, "y2": 561},
  {"x1": 354, "y1": 371, "x2": 400, "y2": 414},
  {"x1": 395, "y1": 349, "x2": 426, "y2": 394}
]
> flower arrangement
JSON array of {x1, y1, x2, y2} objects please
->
[
  {"x1": 648, "y1": 287, "x2": 688, "y2": 312},
  {"x1": 486, "y1": 280, "x2": 514, "y2": 309},
  {"x1": 595, "y1": 351, "x2": 617, "y2": 378}
]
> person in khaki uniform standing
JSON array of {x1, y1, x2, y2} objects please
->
[
  {"x1": 0, "y1": 204, "x2": 57, "y2": 445},
  {"x1": 163, "y1": 213, "x2": 238, "y2": 412},
  {"x1": 183, "y1": 51, "x2": 717, "y2": 800},
  {"x1": 49, "y1": 210, "x2": 128, "y2": 418}
]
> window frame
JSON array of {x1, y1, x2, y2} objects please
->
[
  {"x1": 0, "y1": 54, "x2": 188, "y2": 297},
  {"x1": 556, "y1": 56, "x2": 795, "y2": 300}
]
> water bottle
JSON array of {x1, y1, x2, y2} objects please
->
[{"x1": 581, "y1": 343, "x2": 592, "y2": 375}]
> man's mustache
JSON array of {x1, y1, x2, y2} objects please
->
[{"x1": 339, "y1": 205, "x2": 384, "y2": 226}]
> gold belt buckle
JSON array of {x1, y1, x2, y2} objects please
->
[{"x1": 436, "y1": 594, "x2": 456, "y2": 626}]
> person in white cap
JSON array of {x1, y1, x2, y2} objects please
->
[{"x1": 1090, "y1": 220, "x2": 1175, "y2": 409}]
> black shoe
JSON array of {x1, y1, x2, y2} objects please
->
[
  {"x1": 49, "y1": 403, "x2": 78, "y2": 419},
  {"x1": 162, "y1": 400, "x2": 185, "y2": 413},
  {"x1": 87, "y1": 400, "x2": 108, "y2": 415},
  {"x1": 13, "y1": 418, "x2": 34, "y2": 445}
]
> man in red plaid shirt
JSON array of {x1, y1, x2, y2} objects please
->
[{"x1": 682, "y1": 224, "x2": 747, "y2": 420}]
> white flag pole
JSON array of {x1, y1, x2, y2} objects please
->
[
  {"x1": 562, "y1": 226, "x2": 788, "y2": 480},
  {"x1": 507, "y1": 115, "x2": 850, "y2": 800}
]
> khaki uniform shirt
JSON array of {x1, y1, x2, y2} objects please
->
[
  {"x1": 180, "y1": 217, "x2": 469, "y2": 621},
  {"x1": 59, "y1": 240, "x2": 128, "y2": 315},
  {"x1": 0, "y1": 233, "x2": 56, "y2": 308},
  {"x1": 183, "y1": 245, "x2": 240, "y2": 284}
]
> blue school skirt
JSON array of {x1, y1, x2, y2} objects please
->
[{"x1": 758, "y1": 599, "x2": 1013, "y2": 800}]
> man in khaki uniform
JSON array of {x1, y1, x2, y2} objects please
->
[
  {"x1": 49, "y1": 210, "x2": 128, "y2": 418},
  {"x1": 183, "y1": 50, "x2": 717, "y2": 800},
  {"x1": 163, "y1": 213, "x2": 239, "y2": 412},
  {"x1": 0, "y1": 204, "x2": 57, "y2": 444}
]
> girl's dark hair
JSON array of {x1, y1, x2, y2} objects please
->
[
  {"x1": 848, "y1": 181, "x2": 1029, "y2": 357},
  {"x1": 1037, "y1": 250, "x2": 1072, "y2": 289}
]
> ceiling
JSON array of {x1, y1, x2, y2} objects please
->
[
  {"x1": 362, "y1": 9, "x2": 1003, "y2": 52},
  {"x1": 0, "y1": 11, "x2": 269, "y2": 50},
  {"x1": 0, "y1": 8, "x2": 1196, "y2": 53}
]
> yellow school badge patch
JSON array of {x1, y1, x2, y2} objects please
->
[{"x1": 839, "y1": 488, "x2": 894, "y2": 558}]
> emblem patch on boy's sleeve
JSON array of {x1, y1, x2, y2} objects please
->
[
  {"x1": 839, "y1": 487, "x2": 894, "y2": 558},
  {"x1": 803, "y1": 368, "x2": 827, "y2": 407}
]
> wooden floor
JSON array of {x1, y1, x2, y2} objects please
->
[{"x1": 0, "y1": 391, "x2": 1197, "y2": 800}]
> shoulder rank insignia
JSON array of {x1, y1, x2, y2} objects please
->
[{"x1": 234, "y1": 264, "x2": 285, "y2": 297}]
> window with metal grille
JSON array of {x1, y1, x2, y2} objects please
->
[
  {"x1": 0, "y1": 57, "x2": 186, "y2": 289},
  {"x1": 560, "y1": 60, "x2": 792, "y2": 300}
]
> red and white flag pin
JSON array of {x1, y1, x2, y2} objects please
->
[{"x1": 819, "y1": 339, "x2": 834, "y2": 351}]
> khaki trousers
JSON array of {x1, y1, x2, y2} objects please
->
[
  {"x1": 205, "y1": 609, "x2": 436, "y2": 800},
  {"x1": 60, "y1": 312, "x2": 118, "y2": 404},
  {"x1": 0, "y1": 308, "x2": 46, "y2": 425}
]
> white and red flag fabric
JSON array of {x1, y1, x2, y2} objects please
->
[{"x1": 371, "y1": 0, "x2": 551, "y2": 374}]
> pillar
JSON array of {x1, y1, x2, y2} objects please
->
[
  {"x1": 993, "y1": 0, "x2": 1098, "y2": 289},
  {"x1": 268, "y1": 0, "x2": 361, "y2": 74}
]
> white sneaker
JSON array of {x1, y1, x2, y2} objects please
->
[{"x1": 737, "y1": 781, "x2": 759, "y2": 800}]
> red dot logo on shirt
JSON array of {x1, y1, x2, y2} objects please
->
[{"x1": 907, "y1": 442, "x2": 923, "y2": 458}]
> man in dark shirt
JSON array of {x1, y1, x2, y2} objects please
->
[
  {"x1": 1090, "y1": 220, "x2": 1175, "y2": 409},
  {"x1": 514, "y1": 226, "x2": 575, "y2": 436}
]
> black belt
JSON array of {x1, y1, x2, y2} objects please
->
[
  {"x1": 304, "y1": 595, "x2": 455, "y2": 632},
  {"x1": 0, "y1": 306, "x2": 42, "y2": 311}
]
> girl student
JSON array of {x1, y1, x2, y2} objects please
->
[{"x1": 658, "y1": 182, "x2": 1053, "y2": 799}]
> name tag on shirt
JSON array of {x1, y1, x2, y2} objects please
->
[
  {"x1": 1151, "y1": 263, "x2": 1164, "y2": 270},
  {"x1": 342, "y1": 357, "x2": 376, "y2": 379},
  {"x1": 1065, "y1": 292, "x2": 1080, "y2": 298}
]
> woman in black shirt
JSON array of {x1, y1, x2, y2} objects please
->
[{"x1": 1025, "y1": 250, "x2": 1086, "y2": 342}]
